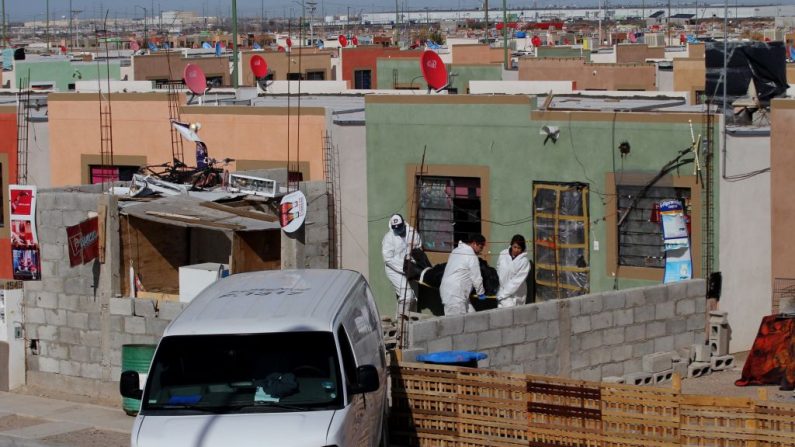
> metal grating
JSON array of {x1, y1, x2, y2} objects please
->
[{"x1": 772, "y1": 278, "x2": 795, "y2": 315}]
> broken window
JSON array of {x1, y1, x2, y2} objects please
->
[
  {"x1": 417, "y1": 176, "x2": 481, "y2": 253},
  {"x1": 617, "y1": 185, "x2": 692, "y2": 269},
  {"x1": 533, "y1": 182, "x2": 589, "y2": 301}
]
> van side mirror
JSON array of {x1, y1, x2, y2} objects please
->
[
  {"x1": 351, "y1": 365, "x2": 379, "y2": 394},
  {"x1": 120, "y1": 370, "x2": 143, "y2": 400}
]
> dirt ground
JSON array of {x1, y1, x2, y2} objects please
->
[
  {"x1": 41, "y1": 428, "x2": 129, "y2": 447},
  {"x1": 664, "y1": 350, "x2": 795, "y2": 403}
]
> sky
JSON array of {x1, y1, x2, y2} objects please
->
[{"x1": 5, "y1": 0, "x2": 779, "y2": 21}]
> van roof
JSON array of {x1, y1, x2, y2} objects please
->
[{"x1": 164, "y1": 269, "x2": 364, "y2": 336}]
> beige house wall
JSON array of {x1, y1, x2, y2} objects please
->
[
  {"x1": 451, "y1": 44, "x2": 504, "y2": 65},
  {"x1": 615, "y1": 44, "x2": 665, "y2": 63},
  {"x1": 770, "y1": 99, "x2": 795, "y2": 298},
  {"x1": 517, "y1": 58, "x2": 655, "y2": 91},
  {"x1": 240, "y1": 50, "x2": 334, "y2": 86},
  {"x1": 132, "y1": 54, "x2": 230, "y2": 86},
  {"x1": 673, "y1": 58, "x2": 706, "y2": 104},
  {"x1": 48, "y1": 93, "x2": 327, "y2": 187}
]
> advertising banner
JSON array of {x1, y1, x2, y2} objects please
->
[
  {"x1": 9, "y1": 185, "x2": 41, "y2": 281},
  {"x1": 279, "y1": 191, "x2": 307, "y2": 233},
  {"x1": 67, "y1": 217, "x2": 100, "y2": 267},
  {"x1": 659, "y1": 200, "x2": 692, "y2": 283}
]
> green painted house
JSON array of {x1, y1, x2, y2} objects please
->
[
  {"x1": 365, "y1": 94, "x2": 718, "y2": 314},
  {"x1": 13, "y1": 58, "x2": 122, "y2": 91}
]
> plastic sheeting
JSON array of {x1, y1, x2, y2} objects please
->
[
  {"x1": 533, "y1": 183, "x2": 590, "y2": 301},
  {"x1": 704, "y1": 41, "x2": 790, "y2": 107}
]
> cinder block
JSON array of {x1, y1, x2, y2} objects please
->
[
  {"x1": 710, "y1": 355, "x2": 735, "y2": 371},
  {"x1": 673, "y1": 360, "x2": 688, "y2": 379},
  {"x1": 109, "y1": 297, "x2": 134, "y2": 316},
  {"x1": 709, "y1": 324, "x2": 730, "y2": 356},
  {"x1": 643, "y1": 352, "x2": 674, "y2": 373},
  {"x1": 688, "y1": 361, "x2": 711, "y2": 378},
  {"x1": 489, "y1": 309, "x2": 513, "y2": 328},
  {"x1": 399, "y1": 348, "x2": 426, "y2": 363},
  {"x1": 624, "y1": 372, "x2": 653, "y2": 386},
  {"x1": 653, "y1": 369, "x2": 674, "y2": 384},
  {"x1": 602, "y1": 376, "x2": 625, "y2": 384},
  {"x1": 708, "y1": 311, "x2": 728, "y2": 325},
  {"x1": 691, "y1": 344, "x2": 711, "y2": 362}
]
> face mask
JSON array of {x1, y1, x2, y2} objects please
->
[{"x1": 393, "y1": 225, "x2": 406, "y2": 237}]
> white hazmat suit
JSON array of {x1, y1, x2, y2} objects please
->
[
  {"x1": 439, "y1": 242, "x2": 485, "y2": 316},
  {"x1": 496, "y1": 248, "x2": 530, "y2": 308},
  {"x1": 382, "y1": 220, "x2": 422, "y2": 316}
]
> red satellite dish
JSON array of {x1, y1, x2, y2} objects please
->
[
  {"x1": 352, "y1": 36, "x2": 359, "y2": 46},
  {"x1": 59, "y1": 45, "x2": 67, "y2": 54},
  {"x1": 338, "y1": 35, "x2": 348, "y2": 47},
  {"x1": 250, "y1": 54, "x2": 268, "y2": 78},
  {"x1": 531, "y1": 35, "x2": 542, "y2": 47},
  {"x1": 277, "y1": 46, "x2": 286, "y2": 52},
  {"x1": 496, "y1": 22, "x2": 504, "y2": 30},
  {"x1": 130, "y1": 40, "x2": 140, "y2": 51},
  {"x1": 183, "y1": 64, "x2": 207, "y2": 95},
  {"x1": 285, "y1": 38, "x2": 292, "y2": 48},
  {"x1": 420, "y1": 50, "x2": 448, "y2": 91}
]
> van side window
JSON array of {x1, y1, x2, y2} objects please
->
[{"x1": 337, "y1": 326, "x2": 357, "y2": 394}]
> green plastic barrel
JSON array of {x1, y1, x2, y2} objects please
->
[{"x1": 121, "y1": 344, "x2": 156, "y2": 416}]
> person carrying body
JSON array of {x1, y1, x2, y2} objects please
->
[
  {"x1": 440, "y1": 234, "x2": 486, "y2": 316},
  {"x1": 497, "y1": 234, "x2": 531, "y2": 308},
  {"x1": 381, "y1": 214, "x2": 422, "y2": 318}
]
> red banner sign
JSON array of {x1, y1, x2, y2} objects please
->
[{"x1": 67, "y1": 217, "x2": 100, "y2": 267}]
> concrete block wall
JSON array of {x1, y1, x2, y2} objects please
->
[
  {"x1": 408, "y1": 280, "x2": 707, "y2": 381},
  {"x1": 301, "y1": 181, "x2": 330, "y2": 269}
]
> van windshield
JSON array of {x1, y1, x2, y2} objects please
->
[{"x1": 140, "y1": 332, "x2": 343, "y2": 415}]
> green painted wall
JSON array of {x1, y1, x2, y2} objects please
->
[
  {"x1": 15, "y1": 60, "x2": 122, "y2": 91},
  {"x1": 365, "y1": 96, "x2": 719, "y2": 314},
  {"x1": 376, "y1": 59, "x2": 502, "y2": 92},
  {"x1": 536, "y1": 47, "x2": 590, "y2": 60}
]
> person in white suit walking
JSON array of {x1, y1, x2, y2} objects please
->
[{"x1": 496, "y1": 234, "x2": 531, "y2": 308}]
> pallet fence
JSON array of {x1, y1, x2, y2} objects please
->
[{"x1": 390, "y1": 362, "x2": 795, "y2": 447}]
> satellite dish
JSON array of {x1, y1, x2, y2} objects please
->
[
  {"x1": 183, "y1": 64, "x2": 207, "y2": 96},
  {"x1": 420, "y1": 50, "x2": 448, "y2": 92},
  {"x1": 130, "y1": 40, "x2": 140, "y2": 52},
  {"x1": 250, "y1": 54, "x2": 268, "y2": 78},
  {"x1": 215, "y1": 42, "x2": 222, "y2": 56},
  {"x1": 285, "y1": 38, "x2": 292, "y2": 48},
  {"x1": 253, "y1": 42, "x2": 262, "y2": 50},
  {"x1": 59, "y1": 45, "x2": 67, "y2": 54},
  {"x1": 338, "y1": 35, "x2": 348, "y2": 47},
  {"x1": 352, "y1": 36, "x2": 359, "y2": 46},
  {"x1": 277, "y1": 45, "x2": 286, "y2": 53},
  {"x1": 202, "y1": 41, "x2": 212, "y2": 49},
  {"x1": 531, "y1": 35, "x2": 542, "y2": 47}
]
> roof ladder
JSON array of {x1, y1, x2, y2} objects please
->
[
  {"x1": 322, "y1": 130, "x2": 342, "y2": 268},
  {"x1": 15, "y1": 75, "x2": 31, "y2": 185},
  {"x1": 167, "y1": 80, "x2": 185, "y2": 165}
]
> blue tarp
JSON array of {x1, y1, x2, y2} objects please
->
[{"x1": 416, "y1": 350, "x2": 487, "y2": 367}]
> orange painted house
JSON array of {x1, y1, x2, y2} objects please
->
[
  {"x1": 0, "y1": 107, "x2": 18, "y2": 279},
  {"x1": 340, "y1": 46, "x2": 421, "y2": 89}
]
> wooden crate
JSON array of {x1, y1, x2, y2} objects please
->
[
  {"x1": 526, "y1": 375, "x2": 602, "y2": 447},
  {"x1": 600, "y1": 382, "x2": 681, "y2": 447},
  {"x1": 680, "y1": 396, "x2": 757, "y2": 447},
  {"x1": 390, "y1": 362, "x2": 795, "y2": 447},
  {"x1": 391, "y1": 362, "x2": 528, "y2": 447},
  {"x1": 753, "y1": 401, "x2": 795, "y2": 447}
]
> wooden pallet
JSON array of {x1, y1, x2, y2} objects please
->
[{"x1": 391, "y1": 362, "x2": 795, "y2": 447}]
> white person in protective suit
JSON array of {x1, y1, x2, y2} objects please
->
[
  {"x1": 381, "y1": 214, "x2": 422, "y2": 318},
  {"x1": 496, "y1": 234, "x2": 531, "y2": 308},
  {"x1": 439, "y1": 234, "x2": 487, "y2": 316}
]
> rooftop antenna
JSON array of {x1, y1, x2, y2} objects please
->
[
  {"x1": 250, "y1": 54, "x2": 272, "y2": 92},
  {"x1": 183, "y1": 63, "x2": 209, "y2": 105},
  {"x1": 420, "y1": 50, "x2": 455, "y2": 93}
]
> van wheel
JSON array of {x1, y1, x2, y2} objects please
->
[{"x1": 379, "y1": 409, "x2": 390, "y2": 447}]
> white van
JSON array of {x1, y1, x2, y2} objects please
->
[{"x1": 120, "y1": 269, "x2": 389, "y2": 447}]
